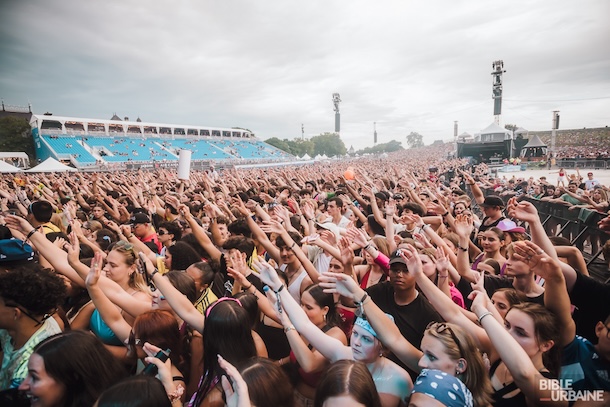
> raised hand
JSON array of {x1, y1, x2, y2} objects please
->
[
  {"x1": 319, "y1": 271, "x2": 361, "y2": 300},
  {"x1": 260, "y1": 219, "x2": 285, "y2": 235},
  {"x1": 4, "y1": 214, "x2": 34, "y2": 234},
  {"x1": 435, "y1": 247, "x2": 450, "y2": 273},
  {"x1": 227, "y1": 266, "x2": 249, "y2": 286},
  {"x1": 385, "y1": 200, "x2": 396, "y2": 217},
  {"x1": 506, "y1": 197, "x2": 539, "y2": 224},
  {"x1": 345, "y1": 228, "x2": 369, "y2": 249},
  {"x1": 338, "y1": 236, "x2": 354, "y2": 266},
  {"x1": 511, "y1": 241, "x2": 560, "y2": 280},
  {"x1": 219, "y1": 355, "x2": 251, "y2": 407},
  {"x1": 251, "y1": 256, "x2": 282, "y2": 291},
  {"x1": 85, "y1": 251, "x2": 104, "y2": 287},
  {"x1": 399, "y1": 244, "x2": 423, "y2": 276},
  {"x1": 453, "y1": 213, "x2": 474, "y2": 238}
]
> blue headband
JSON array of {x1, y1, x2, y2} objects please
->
[
  {"x1": 354, "y1": 314, "x2": 394, "y2": 338},
  {"x1": 411, "y1": 369, "x2": 473, "y2": 407}
]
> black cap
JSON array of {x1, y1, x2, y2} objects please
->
[
  {"x1": 129, "y1": 213, "x2": 150, "y2": 225},
  {"x1": 389, "y1": 250, "x2": 408, "y2": 266},
  {"x1": 481, "y1": 195, "x2": 504, "y2": 208}
]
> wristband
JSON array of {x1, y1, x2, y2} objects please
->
[
  {"x1": 354, "y1": 292, "x2": 369, "y2": 317},
  {"x1": 442, "y1": 212, "x2": 449, "y2": 217},
  {"x1": 438, "y1": 274, "x2": 449, "y2": 279},
  {"x1": 458, "y1": 246, "x2": 468, "y2": 252},
  {"x1": 26, "y1": 228, "x2": 38, "y2": 240},
  {"x1": 150, "y1": 269, "x2": 159, "y2": 279},
  {"x1": 290, "y1": 242, "x2": 296, "y2": 250},
  {"x1": 284, "y1": 326, "x2": 296, "y2": 333},
  {"x1": 478, "y1": 311, "x2": 493, "y2": 324},
  {"x1": 243, "y1": 284, "x2": 253, "y2": 291},
  {"x1": 274, "y1": 284, "x2": 285, "y2": 314}
]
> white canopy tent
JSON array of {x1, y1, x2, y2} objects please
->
[
  {"x1": 0, "y1": 160, "x2": 22, "y2": 173},
  {"x1": 25, "y1": 157, "x2": 77, "y2": 173}
]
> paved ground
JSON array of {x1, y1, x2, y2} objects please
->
[{"x1": 494, "y1": 167, "x2": 610, "y2": 187}]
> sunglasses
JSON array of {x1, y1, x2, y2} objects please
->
[{"x1": 426, "y1": 322, "x2": 464, "y2": 358}]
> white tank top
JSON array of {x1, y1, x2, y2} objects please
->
[{"x1": 283, "y1": 267, "x2": 308, "y2": 304}]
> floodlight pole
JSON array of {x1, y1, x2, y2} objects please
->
[
  {"x1": 551, "y1": 110, "x2": 560, "y2": 155},
  {"x1": 491, "y1": 60, "x2": 506, "y2": 125},
  {"x1": 332, "y1": 93, "x2": 341, "y2": 134}
]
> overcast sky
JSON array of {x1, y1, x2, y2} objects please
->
[{"x1": 1, "y1": 0, "x2": 609, "y2": 150}]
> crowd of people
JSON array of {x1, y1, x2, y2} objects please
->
[{"x1": 0, "y1": 148, "x2": 609, "y2": 407}]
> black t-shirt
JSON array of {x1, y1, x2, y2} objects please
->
[
  {"x1": 456, "y1": 275, "x2": 544, "y2": 309},
  {"x1": 570, "y1": 272, "x2": 610, "y2": 342},
  {"x1": 477, "y1": 216, "x2": 505, "y2": 233},
  {"x1": 366, "y1": 282, "x2": 443, "y2": 375}
]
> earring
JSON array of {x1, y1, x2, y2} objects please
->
[{"x1": 323, "y1": 314, "x2": 327, "y2": 321}]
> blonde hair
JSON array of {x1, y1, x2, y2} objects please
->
[{"x1": 425, "y1": 323, "x2": 493, "y2": 407}]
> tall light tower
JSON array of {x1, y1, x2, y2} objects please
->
[
  {"x1": 491, "y1": 60, "x2": 506, "y2": 125},
  {"x1": 332, "y1": 93, "x2": 341, "y2": 134},
  {"x1": 373, "y1": 122, "x2": 378, "y2": 144},
  {"x1": 454, "y1": 121, "x2": 458, "y2": 156},
  {"x1": 301, "y1": 123, "x2": 304, "y2": 140},
  {"x1": 551, "y1": 110, "x2": 560, "y2": 155}
]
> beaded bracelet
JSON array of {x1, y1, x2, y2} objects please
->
[{"x1": 167, "y1": 384, "x2": 184, "y2": 403}]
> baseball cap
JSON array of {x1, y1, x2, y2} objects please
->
[
  {"x1": 129, "y1": 213, "x2": 150, "y2": 225},
  {"x1": 316, "y1": 222, "x2": 341, "y2": 239},
  {"x1": 481, "y1": 195, "x2": 504, "y2": 208},
  {"x1": 389, "y1": 250, "x2": 408, "y2": 266},
  {"x1": 496, "y1": 219, "x2": 526, "y2": 234}
]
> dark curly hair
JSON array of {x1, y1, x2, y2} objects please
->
[{"x1": 0, "y1": 264, "x2": 67, "y2": 316}]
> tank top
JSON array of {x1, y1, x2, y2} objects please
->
[
  {"x1": 489, "y1": 359, "x2": 553, "y2": 407},
  {"x1": 289, "y1": 325, "x2": 332, "y2": 388},
  {"x1": 90, "y1": 309, "x2": 123, "y2": 346},
  {"x1": 287, "y1": 269, "x2": 308, "y2": 304}
]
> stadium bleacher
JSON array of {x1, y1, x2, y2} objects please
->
[{"x1": 39, "y1": 134, "x2": 292, "y2": 168}]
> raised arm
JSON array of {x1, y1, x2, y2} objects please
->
[
  {"x1": 471, "y1": 290, "x2": 567, "y2": 407},
  {"x1": 253, "y1": 257, "x2": 352, "y2": 362},
  {"x1": 513, "y1": 242, "x2": 575, "y2": 347},
  {"x1": 402, "y1": 245, "x2": 493, "y2": 354},
  {"x1": 319, "y1": 271, "x2": 423, "y2": 372},
  {"x1": 145, "y1": 255, "x2": 205, "y2": 333},
  {"x1": 85, "y1": 252, "x2": 131, "y2": 343},
  {"x1": 179, "y1": 204, "x2": 222, "y2": 263},
  {"x1": 453, "y1": 214, "x2": 479, "y2": 283}
]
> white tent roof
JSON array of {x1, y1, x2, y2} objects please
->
[
  {"x1": 301, "y1": 153, "x2": 311, "y2": 160},
  {"x1": 25, "y1": 157, "x2": 77, "y2": 173},
  {"x1": 515, "y1": 127, "x2": 529, "y2": 135},
  {"x1": 480, "y1": 122, "x2": 511, "y2": 135},
  {"x1": 0, "y1": 160, "x2": 22, "y2": 173}
]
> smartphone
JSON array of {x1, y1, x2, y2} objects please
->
[{"x1": 141, "y1": 349, "x2": 171, "y2": 376}]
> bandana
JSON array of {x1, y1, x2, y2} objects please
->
[
  {"x1": 353, "y1": 313, "x2": 394, "y2": 338},
  {"x1": 412, "y1": 369, "x2": 473, "y2": 407}
]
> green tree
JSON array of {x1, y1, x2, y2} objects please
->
[
  {"x1": 356, "y1": 140, "x2": 404, "y2": 155},
  {"x1": 290, "y1": 139, "x2": 314, "y2": 157},
  {"x1": 265, "y1": 137, "x2": 292, "y2": 153},
  {"x1": 0, "y1": 116, "x2": 35, "y2": 160},
  {"x1": 406, "y1": 132, "x2": 424, "y2": 148},
  {"x1": 310, "y1": 132, "x2": 346, "y2": 156},
  {"x1": 505, "y1": 123, "x2": 518, "y2": 132}
]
